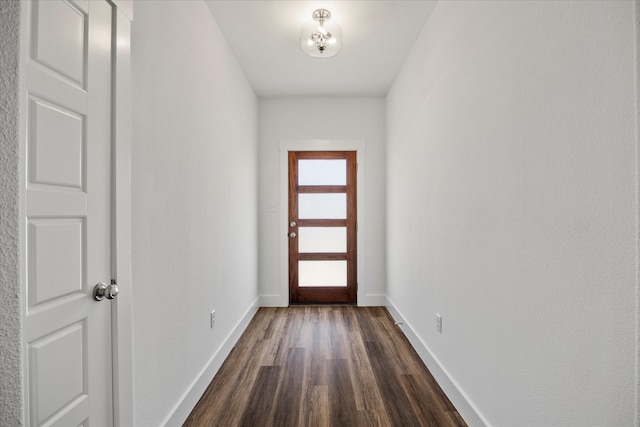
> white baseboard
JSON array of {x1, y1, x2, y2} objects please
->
[
  {"x1": 258, "y1": 294, "x2": 287, "y2": 307},
  {"x1": 163, "y1": 299, "x2": 260, "y2": 427},
  {"x1": 385, "y1": 300, "x2": 489, "y2": 427},
  {"x1": 358, "y1": 294, "x2": 389, "y2": 306}
]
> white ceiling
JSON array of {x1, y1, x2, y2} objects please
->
[{"x1": 205, "y1": 1, "x2": 437, "y2": 98}]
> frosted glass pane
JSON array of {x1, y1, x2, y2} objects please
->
[
  {"x1": 298, "y1": 227, "x2": 346, "y2": 253},
  {"x1": 299, "y1": 261, "x2": 347, "y2": 287},
  {"x1": 299, "y1": 160, "x2": 346, "y2": 186},
  {"x1": 299, "y1": 193, "x2": 346, "y2": 219}
]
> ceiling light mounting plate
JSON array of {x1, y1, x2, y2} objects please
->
[{"x1": 312, "y1": 9, "x2": 331, "y2": 22}]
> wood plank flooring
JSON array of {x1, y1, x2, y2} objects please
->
[{"x1": 184, "y1": 306, "x2": 467, "y2": 427}]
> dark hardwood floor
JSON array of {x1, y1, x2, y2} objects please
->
[{"x1": 184, "y1": 306, "x2": 467, "y2": 427}]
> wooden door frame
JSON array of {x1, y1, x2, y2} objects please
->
[
  {"x1": 288, "y1": 151, "x2": 357, "y2": 304},
  {"x1": 278, "y1": 140, "x2": 366, "y2": 307},
  {"x1": 18, "y1": 2, "x2": 134, "y2": 425}
]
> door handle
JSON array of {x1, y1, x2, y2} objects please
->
[
  {"x1": 289, "y1": 232, "x2": 297, "y2": 238},
  {"x1": 93, "y1": 280, "x2": 119, "y2": 301}
]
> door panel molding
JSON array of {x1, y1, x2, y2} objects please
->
[{"x1": 278, "y1": 140, "x2": 366, "y2": 307}]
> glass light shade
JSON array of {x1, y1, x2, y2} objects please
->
[{"x1": 300, "y1": 20, "x2": 342, "y2": 58}]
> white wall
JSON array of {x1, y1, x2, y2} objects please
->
[
  {"x1": 386, "y1": 1, "x2": 637, "y2": 426},
  {"x1": 131, "y1": 2, "x2": 258, "y2": 425},
  {"x1": 0, "y1": 1, "x2": 23, "y2": 425},
  {"x1": 258, "y1": 98, "x2": 386, "y2": 306}
]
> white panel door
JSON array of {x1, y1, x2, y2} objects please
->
[{"x1": 25, "y1": 0, "x2": 115, "y2": 425}]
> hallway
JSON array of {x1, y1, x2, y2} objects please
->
[{"x1": 1, "y1": 1, "x2": 637, "y2": 426}]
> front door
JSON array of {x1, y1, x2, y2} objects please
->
[
  {"x1": 24, "y1": 0, "x2": 116, "y2": 424},
  {"x1": 288, "y1": 151, "x2": 357, "y2": 304}
]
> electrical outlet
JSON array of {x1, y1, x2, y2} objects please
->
[
  {"x1": 435, "y1": 313, "x2": 442, "y2": 334},
  {"x1": 210, "y1": 309, "x2": 216, "y2": 328}
]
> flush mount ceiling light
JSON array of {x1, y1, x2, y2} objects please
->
[{"x1": 300, "y1": 9, "x2": 342, "y2": 58}]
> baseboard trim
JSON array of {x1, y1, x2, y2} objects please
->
[
  {"x1": 385, "y1": 299, "x2": 489, "y2": 427},
  {"x1": 163, "y1": 298, "x2": 260, "y2": 427},
  {"x1": 258, "y1": 294, "x2": 287, "y2": 307},
  {"x1": 358, "y1": 294, "x2": 389, "y2": 306}
]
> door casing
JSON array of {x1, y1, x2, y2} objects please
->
[{"x1": 278, "y1": 140, "x2": 366, "y2": 307}]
